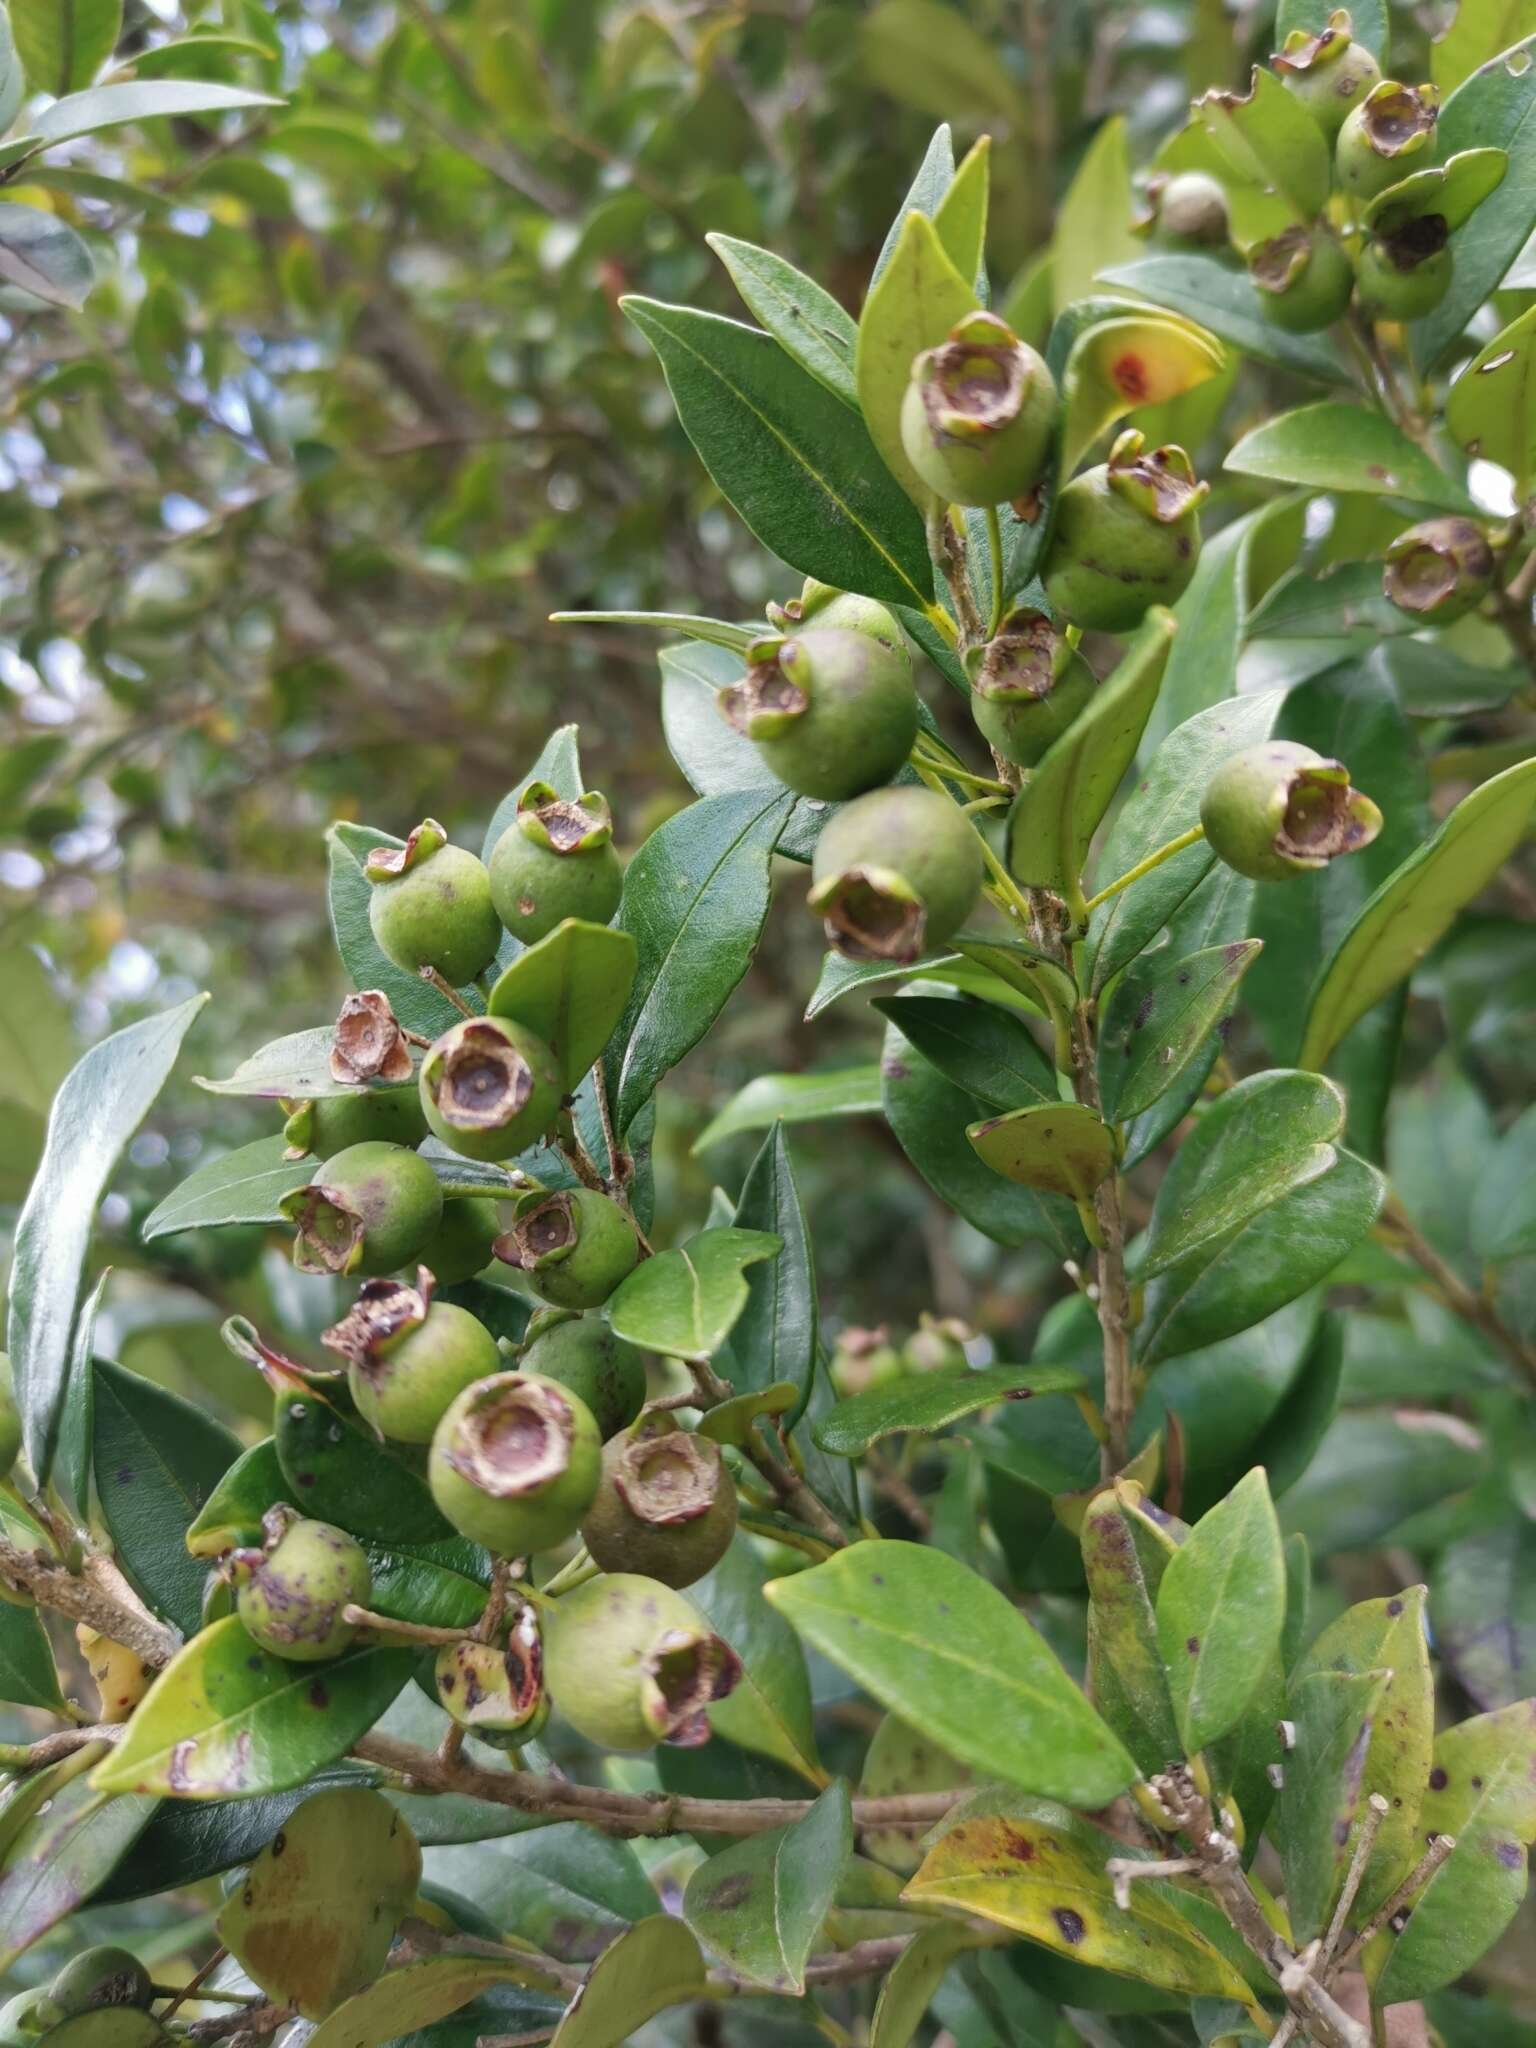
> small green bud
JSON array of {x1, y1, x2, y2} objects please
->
[
  {"x1": 428, "y1": 1371, "x2": 601, "y2": 1555},
  {"x1": 329, "y1": 990, "x2": 414, "y2": 1086},
  {"x1": 414, "y1": 1197, "x2": 501, "y2": 1285},
  {"x1": 418, "y1": 1015, "x2": 561, "y2": 1162},
  {"x1": 281, "y1": 1087, "x2": 428, "y2": 1158},
  {"x1": 488, "y1": 783, "x2": 624, "y2": 945},
  {"x1": 808, "y1": 785, "x2": 983, "y2": 965},
  {"x1": 1142, "y1": 170, "x2": 1230, "y2": 246},
  {"x1": 495, "y1": 1188, "x2": 641, "y2": 1310},
  {"x1": 542, "y1": 1572, "x2": 742, "y2": 1751},
  {"x1": 967, "y1": 609, "x2": 1097, "y2": 766},
  {"x1": 365, "y1": 820, "x2": 501, "y2": 987},
  {"x1": 50, "y1": 1951, "x2": 152, "y2": 2018},
  {"x1": 829, "y1": 1325, "x2": 904, "y2": 1398},
  {"x1": 280, "y1": 1140, "x2": 443, "y2": 1278},
  {"x1": 1043, "y1": 430, "x2": 1208, "y2": 633},
  {"x1": 904, "y1": 1313, "x2": 973, "y2": 1374},
  {"x1": 0, "y1": 1354, "x2": 20, "y2": 1482},
  {"x1": 1336, "y1": 81, "x2": 1438, "y2": 202},
  {"x1": 434, "y1": 1602, "x2": 545, "y2": 1739},
  {"x1": 1273, "y1": 10, "x2": 1382, "y2": 136},
  {"x1": 581, "y1": 1423, "x2": 738, "y2": 1588},
  {"x1": 1200, "y1": 741, "x2": 1383, "y2": 882},
  {"x1": 232, "y1": 1509, "x2": 371, "y2": 1663},
  {"x1": 719, "y1": 627, "x2": 918, "y2": 801},
  {"x1": 1383, "y1": 516, "x2": 1495, "y2": 623},
  {"x1": 1355, "y1": 222, "x2": 1452, "y2": 320},
  {"x1": 518, "y1": 1312, "x2": 647, "y2": 1439},
  {"x1": 900, "y1": 310, "x2": 1058, "y2": 508},
  {"x1": 1248, "y1": 224, "x2": 1354, "y2": 332},
  {"x1": 323, "y1": 1268, "x2": 500, "y2": 1444}
]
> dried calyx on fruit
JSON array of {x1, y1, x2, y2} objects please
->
[
  {"x1": 517, "y1": 1309, "x2": 647, "y2": 1439},
  {"x1": 418, "y1": 1014, "x2": 560, "y2": 1161},
  {"x1": 900, "y1": 309, "x2": 1057, "y2": 508},
  {"x1": 808, "y1": 785, "x2": 984, "y2": 965},
  {"x1": 542, "y1": 1572, "x2": 742, "y2": 1751},
  {"x1": 323, "y1": 1267, "x2": 500, "y2": 1443},
  {"x1": 364, "y1": 819, "x2": 501, "y2": 987},
  {"x1": 1272, "y1": 8, "x2": 1381, "y2": 135},
  {"x1": 1383, "y1": 517, "x2": 1495, "y2": 623},
  {"x1": 1248, "y1": 224, "x2": 1353, "y2": 333},
  {"x1": 1336, "y1": 80, "x2": 1438, "y2": 201},
  {"x1": 230, "y1": 1506, "x2": 372, "y2": 1663},
  {"x1": 495, "y1": 1187, "x2": 640, "y2": 1309},
  {"x1": 49, "y1": 1951, "x2": 153, "y2": 2018},
  {"x1": 1201, "y1": 741, "x2": 1383, "y2": 882},
  {"x1": 967, "y1": 608, "x2": 1096, "y2": 766},
  {"x1": 718, "y1": 626, "x2": 917, "y2": 801},
  {"x1": 488, "y1": 782, "x2": 623, "y2": 944},
  {"x1": 1043, "y1": 429, "x2": 1207, "y2": 633},
  {"x1": 280, "y1": 1140, "x2": 443, "y2": 1277},
  {"x1": 428, "y1": 1370, "x2": 601, "y2": 1555},
  {"x1": 581, "y1": 1422, "x2": 738, "y2": 1587},
  {"x1": 329, "y1": 990, "x2": 414, "y2": 1086},
  {"x1": 434, "y1": 1602, "x2": 545, "y2": 1742},
  {"x1": 281, "y1": 1085, "x2": 428, "y2": 1159}
]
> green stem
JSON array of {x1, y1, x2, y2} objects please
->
[
  {"x1": 540, "y1": 1547, "x2": 599, "y2": 1597},
  {"x1": 1080, "y1": 823, "x2": 1207, "y2": 916},
  {"x1": 910, "y1": 738, "x2": 1008, "y2": 795},
  {"x1": 984, "y1": 502, "x2": 1005, "y2": 638}
]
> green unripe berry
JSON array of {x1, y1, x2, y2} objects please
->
[
  {"x1": 414, "y1": 1197, "x2": 501, "y2": 1285},
  {"x1": 809, "y1": 786, "x2": 983, "y2": 965},
  {"x1": 541, "y1": 1572, "x2": 742, "y2": 1751},
  {"x1": 830, "y1": 1325, "x2": 905, "y2": 1397},
  {"x1": 0, "y1": 1354, "x2": 20, "y2": 1481},
  {"x1": 1249, "y1": 225, "x2": 1354, "y2": 333},
  {"x1": 1336, "y1": 81, "x2": 1438, "y2": 202},
  {"x1": 280, "y1": 1141, "x2": 443, "y2": 1278},
  {"x1": 1043, "y1": 429, "x2": 1208, "y2": 634},
  {"x1": 418, "y1": 1015, "x2": 560, "y2": 1162},
  {"x1": 1273, "y1": 11, "x2": 1382, "y2": 137},
  {"x1": 1200, "y1": 741, "x2": 1383, "y2": 883},
  {"x1": 1149, "y1": 171, "x2": 1229, "y2": 246},
  {"x1": 904, "y1": 1313, "x2": 973, "y2": 1374},
  {"x1": 967, "y1": 609, "x2": 1096, "y2": 767},
  {"x1": 33, "y1": 2016, "x2": 170, "y2": 2048},
  {"x1": 488, "y1": 784, "x2": 624, "y2": 945},
  {"x1": 768, "y1": 583, "x2": 909, "y2": 666},
  {"x1": 281, "y1": 1087, "x2": 428, "y2": 1157},
  {"x1": 0, "y1": 1990, "x2": 65, "y2": 2045},
  {"x1": 1355, "y1": 229, "x2": 1451, "y2": 320},
  {"x1": 434, "y1": 1603, "x2": 544, "y2": 1738},
  {"x1": 719, "y1": 626, "x2": 917, "y2": 802},
  {"x1": 900, "y1": 310, "x2": 1057, "y2": 508},
  {"x1": 323, "y1": 1269, "x2": 501, "y2": 1443},
  {"x1": 233, "y1": 1511, "x2": 371, "y2": 1663},
  {"x1": 518, "y1": 1312, "x2": 647, "y2": 1439},
  {"x1": 581, "y1": 1424, "x2": 738, "y2": 1588},
  {"x1": 428, "y1": 1371, "x2": 601, "y2": 1555},
  {"x1": 496, "y1": 1188, "x2": 641, "y2": 1310},
  {"x1": 365, "y1": 820, "x2": 501, "y2": 988},
  {"x1": 51, "y1": 1951, "x2": 153, "y2": 2017},
  {"x1": 1383, "y1": 517, "x2": 1495, "y2": 623}
]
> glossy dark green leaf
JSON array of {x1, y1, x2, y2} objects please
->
[
  {"x1": 487, "y1": 919, "x2": 637, "y2": 1092},
  {"x1": 269, "y1": 1366, "x2": 461, "y2": 1549},
  {"x1": 813, "y1": 1362, "x2": 1085, "y2": 1456},
  {"x1": 622, "y1": 297, "x2": 932, "y2": 609},
  {"x1": 723, "y1": 1127, "x2": 816, "y2": 1415},
  {"x1": 8, "y1": 991, "x2": 207, "y2": 1489},
  {"x1": 968, "y1": 1101, "x2": 1117, "y2": 1206},
  {"x1": 1281, "y1": 1411, "x2": 1486, "y2": 1558},
  {"x1": 93, "y1": 1615, "x2": 412, "y2": 1799},
  {"x1": 1246, "y1": 1311, "x2": 1345, "y2": 1502},
  {"x1": 0, "y1": 1767, "x2": 157, "y2": 1970},
  {"x1": 693, "y1": 1065, "x2": 883, "y2": 1152},
  {"x1": 425, "y1": 1822, "x2": 660, "y2": 1960},
  {"x1": 873, "y1": 994, "x2": 1055, "y2": 1112},
  {"x1": 92, "y1": 1359, "x2": 242, "y2": 1636},
  {"x1": 682, "y1": 1782, "x2": 851, "y2": 1991},
  {"x1": 1082, "y1": 1483, "x2": 1182, "y2": 1776},
  {"x1": 548, "y1": 1916, "x2": 705, "y2": 2048},
  {"x1": 1246, "y1": 560, "x2": 1414, "y2": 644},
  {"x1": 327, "y1": 824, "x2": 468, "y2": 1036},
  {"x1": 1155, "y1": 1469, "x2": 1285, "y2": 1754},
  {"x1": 1276, "y1": 1666, "x2": 1390, "y2": 1944},
  {"x1": 609, "y1": 787, "x2": 794, "y2": 1136},
  {"x1": 606, "y1": 1227, "x2": 781, "y2": 1362},
  {"x1": 1433, "y1": 1522, "x2": 1536, "y2": 1710},
  {"x1": 767, "y1": 1540, "x2": 1135, "y2": 1805},
  {"x1": 185, "y1": 1436, "x2": 284, "y2": 1558},
  {"x1": 1099, "y1": 941, "x2": 1259, "y2": 1124},
  {"x1": 1096, "y1": 255, "x2": 1351, "y2": 382},
  {"x1": 707, "y1": 235, "x2": 858, "y2": 408},
  {"x1": 141, "y1": 1135, "x2": 308, "y2": 1239},
  {"x1": 0, "y1": 1598, "x2": 65, "y2": 1715},
  {"x1": 1225, "y1": 403, "x2": 1478, "y2": 513}
]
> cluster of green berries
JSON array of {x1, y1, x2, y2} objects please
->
[
  {"x1": 829, "y1": 1314, "x2": 973, "y2": 1397},
  {"x1": 0, "y1": 1947, "x2": 164, "y2": 2048},
  {"x1": 1140, "y1": 9, "x2": 1507, "y2": 330}
]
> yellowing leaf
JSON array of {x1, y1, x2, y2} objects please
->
[{"x1": 1062, "y1": 314, "x2": 1225, "y2": 471}]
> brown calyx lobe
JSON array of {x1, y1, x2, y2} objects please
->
[
  {"x1": 613, "y1": 1430, "x2": 723, "y2": 1527},
  {"x1": 496, "y1": 1192, "x2": 576, "y2": 1271},
  {"x1": 322, "y1": 1267, "x2": 434, "y2": 1367},
  {"x1": 451, "y1": 1375, "x2": 574, "y2": 1497},
  {"x1": 819, "y1": 869, "x2": 926, "y2": 964},
  {"x1": 330, "y1": 990, "x2": 413, "y2": 1085},
  {"x1": 434, "y1": 1021, "x2": 533, "y2": 1130},
  {"x1": 922, "y1": 317, "x2": 1027, "y2": 440},
  {"x1": 648, "y1": 1628, "x2": 744, "y2": 1746},
  {"x1": 1275, "y1": 762, "x2": 1374, "y2": 860},
  {"x1": 975, "y1": 610, "x2": 1061, "y2": 703},
  {"x1": 1364, "y1": 85, "x2": 1436, "y2": 153},
  {"x1": 719, "y1": 644, "x2": 808, "y2": 736}
]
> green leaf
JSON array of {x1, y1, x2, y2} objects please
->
[
  {"x1": 871, "y1": 124, "x2": 955, "y2": 288},
  {"x1": 309, "y1": 1963, "x2": 560, "y2": 2048},
  {"x1": 481, "y1": 726, "x2": 584, "y2": 869},
  {"x1": 905, "y1": 1795, "x2": 1252, "y2": 2002},
  {"x1": 28, "y1": 80, "x2": 279, "y2": 148},
  {"x1": 0, "y1": 8, "x2": 23, "y2": 135},
  {"x1": 1099, "y1": 941, "x2": 1260, "y2": 1124},
  {"x1": 1372, "y1": 1702, "x2": 1536, "y2": 2004},
  {"x1": 1276, "y1": 1667, "x2": 1391, "y2": 1946},
  {"x1": 1195, "y1": 66, "x2": 1331, "y2": 234},
  {"x1": 93, "y1": 1615, "x2": 412, "y2": 1799},
  {"x1": 682, "y1": 1782, "x2": 851, "y2": 1991},
  {"x1": 425, "y1": 1824, "x2": 658, "y2": 1957},
  {"x1": 1447, "y1": 302, "x2": 1536, "y2": 504},
  {"x1": 1096, "y1": 255, "x2": 1352, "y2": 383},
  {"x1": 1415, "y1": 33, "x2": 1536, "y2": 369},
  {"x1": 263, "y1": 1362, "x2": 463, "y2": 1552},
  {"x1": 1246, "y1": 559, "x2": 1414, "y2": 643},
  {"x1": 0, "y1": 202, "x2": 93, "y2": 309},
  {"x1": 0, "y1": 946, "x2": 75, "y2": 1118},
  {"x1": 1006, "y1": 609, "x2": 1178, "y2": 909},
  {"x1": 1083, "y1": 1484, "x2": 1183, "y2": 1776},
  {"x1": 0, "y1": 1598, "x2": 65, "y2": 1714},
  {"x1": 327, "y1": 825, "x2": 466, "y2": 1038},
  {"x1": 723, "y1": 1128, "x2": 816, "y2": 1414},
  {"x1": 968, "y1": 1102, "x2": 1116, "y2": 1209},
  {"x1": 1281, "y1": 1411, "x2": 1486, "y2": 1559},
  {"x1": 1301, "y1": 757, "x2": 1536, "y2": 1069},
  {"x1": 605, "y1": 1227, "x2": 781, "y2": 1362},
  {"x1": 1225, "y1": 402, "x2": 1478, "y2": 513},
  {"x1": 8, "y1": 992, "x2": 207, "y2": 1490},
  {"x1": 0, "y1": 1767, "x2": 156, "y2": 1972},
  {"x1": 951, "y1": 933, "x2": 1078, "y2": 1017},
  {"x1": 1089, "y1": 692, "x2": 1286, "y2": 994},
  {"x1": 622, "y1": 297, "x2": 932, "y2": 610},
  {"x1": 196, "y1": 1028, "x2": 418, "y2": 1101},
  {"x1": 1155, "y1": 1469, "x2": 1284, "y2": 1754},
  {"x1": 92, "y1": 1360, "x2": 242, "y2": 1637},
  {"x1": 693, "y1": 1066, "x2": 883, "y2": 1152},
  {"x1": 872, "y1": 994, "x2": 1056, "y2": 1113},
  {"x1": 859, "y1": 4, "x2": 1022, "y2": 125},
  {"x1": 9, "y1": 0, "x2": 120, "y2": 94},
  {"x1": 685, "y1": 1539, "x2": 821, "y2": 1782},
  {"x1": 1433, "y1": 1522, "x2": 1536, "y2": 1709},
  {"x1": 766, "y1": 1541, "x2": 1135, "y2": 1806},
  {"x1": 706, "y1": 235, "x2": 858, "y2": 409},
  {"x1": 1061, "y1": 312, "x2": 1225, "y2": 472},
  {"x1": 141, "y1": 1135, "x2": 313, "y2": 1239},
  {"x1": 1292, "y1": 1589, "x2": 1434, "y2": 1922},
  {"x1": 548, "y1": 1916, "x2": 705, "y2": 2048},
  {"x1": 934, "y1": 137, "x2": 990, "y2": 292},
  {"x1": 1053, "y1": 116, "x2": 1141, "y2": 316},
  {"x1": 550, "y1": 611, "x2": 758, "y2": 654},
  {"x1": 855, "y1": 208, "x2": 978, "y2": 506},
  {"x1": 186, "y1": 1436, "x2": 285, "y2": 1558},
  {"x1": 1433, "y1": 0, "x2": 1532, "y2": 92},
  {"x1": 608, "y1": 788, "x2": 793, "y2": 1136},
  {"x1": 871, "y1": 1922, "x2": 987, "y2": 2048},
  {"x1": 1277, "y1": 0, "x2": 1388, "y2": 58},
  {"x1": 486, "y1": 919, "x2": 636, "y2": 1094},
  {"x1": 813, "y1": 1363, "x2": 1085, "y2": 1457}
]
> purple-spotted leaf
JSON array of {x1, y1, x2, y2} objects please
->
[
  {"x1": 1155, "y1": 1469, "x2": 1285, "y2": 1755},
  {"x1": 0, "y1": 1760, "x2": 156, "y2": 1970},
  {"x1": 681, "y1": 1782, "x2": 851, "y2": 1992},
  {"x1": 1083, "y1": 1482, "x2": 1182, "y2": 1777},
  {"x1": 1098, "y1": 940, "x2": 1260, "y2": 1124},
  {"x1": 1276, "y1": 1667, "x2": 1390, "y2": 1944}
]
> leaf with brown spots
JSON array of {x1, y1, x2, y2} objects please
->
[
  {"x1": 305, "y1": 1954, "x2": 564, "y2": 2048},
  {"x1": 1060, "y1": 311, "x2": 1225, "y2": 471},
  {"x1": 548, "y1": 1915, "x2": 705, "y2": 2048},
  {"x1": 1275, "y1": 1666, "x2": 1390, "y2": 1944},
  {"x1": 1083, "y1": 1481, "x2": 1182, "y2": 1777},
  {"x1": 1155, "y1": 1468, "x2": 1286, "y2": 1756},
  {"x1": 681, "y1": 1781, "x2": 852, "y2": 1992}
]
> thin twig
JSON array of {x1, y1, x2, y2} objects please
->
[
  {"x1": 1336, "y1": 1832, "x2": 1457, "y2": 1971},
  {"x1": 0, "y1": 1723, "x2": 124, "y2": 1771},
  {"x1": 1104, "y1": 1856, "x2": 1200, "y2": 1912},
  {"x1": 1381, "y1": 1198, "x2": 1536, "y2": 1390},
  {"x1": 1321, "y1": 1794, "x2": 1388, "y2": 1967},
  {"x1": 0, "y1": 1536, "x2": 178, "y2": 1668},
  {"x1": 343, "y1": 1605, "x2": 469, "y2": 1647},
  {"x1": 419, "y1": 966, "x2": 476, "y2": 1019}
]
